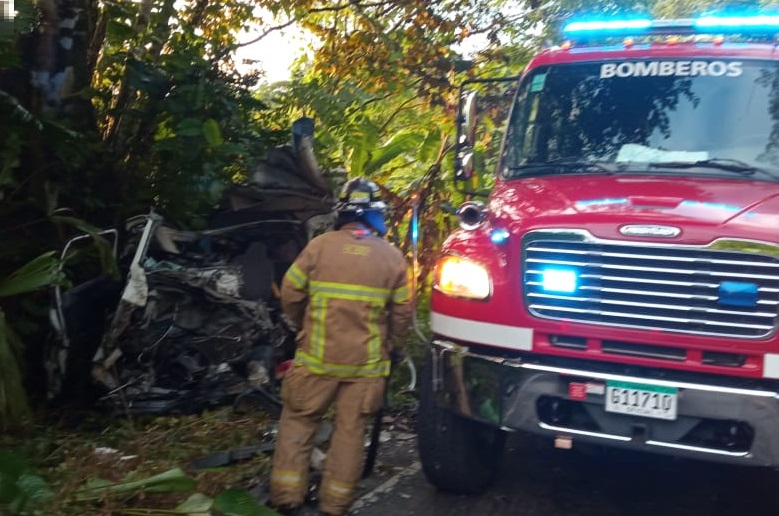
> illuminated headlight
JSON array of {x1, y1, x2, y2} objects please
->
[
  {"x1": 541, "y1": 268, "x2": 578, "y2": 294},
  {"x1": 434, "y1": 255, "x2": 491, "y2": 300}
]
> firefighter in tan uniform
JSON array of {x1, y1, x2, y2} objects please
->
[{"x1": 269, "y1": 178, "x2": 412, "y2": 516}]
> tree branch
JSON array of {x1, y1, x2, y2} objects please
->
[
  {"x1": 219, "y1": 0, "x2": 396, "y2": 61},
  {"x1": 231, "y1": 17, "x2": 299, "y2": 51}
]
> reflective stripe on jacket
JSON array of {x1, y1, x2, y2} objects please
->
[{"x1": 281, "y1": 222, "x2": 412, "y2": 378}]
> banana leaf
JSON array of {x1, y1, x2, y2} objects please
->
[
  {"x1": 74, "y1": 467, "x2": 197, "y2": 501},
  {"x1": 213, "y1": 489, "x2": 279, "y2": 516},
  {"x1": 0, "y1": 251, "x2": 65, "y2": 427},
  {"x1": 175, "y1": 493, "x2": 214, "y2": 514},
  {"x1": 0, "y1": 251, "x2": 65, "y2": 298},
  {"x1": 119, "y1": 489, "x2": 280, "y2": 516}
]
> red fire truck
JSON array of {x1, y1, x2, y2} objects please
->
[{"x1": 417, "y1": 14, "x2": 779, "y2": 494}]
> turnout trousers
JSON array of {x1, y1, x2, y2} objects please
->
[{"x1": 270, "y1": 365, "x2": 385, "y2": 515}]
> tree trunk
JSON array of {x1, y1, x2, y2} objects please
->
[{"x1": 30, "y1": 0, "x2": 95, "y2": 129}]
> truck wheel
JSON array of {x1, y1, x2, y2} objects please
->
[{"x1": 417, "y1": 359, "x2": 506, "y2": 494}]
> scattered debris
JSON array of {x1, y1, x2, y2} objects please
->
[
  {"x1": 93, "y1": 447, "x2": 119, "y2": 455},
  {"x1": 47, "y1": 128, "x2": 342, "y2": 415},
  {"x1": 315, "y1": 420, "x2": 333, "y2": 446},
  {"x1": 197, "y1": 420, "x2": 334, "y2": 474},
  {"x1": 310, "y1": 448, "x2": 327, "y2": 471},
  {"x1": 190, "y1": 442, "x2": 276, "y2": 470}
]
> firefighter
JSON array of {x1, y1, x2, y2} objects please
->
[{"x1": 269, "y1": 178, "x2": 413, "y2": 516}]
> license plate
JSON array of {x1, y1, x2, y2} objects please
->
[{"x1": 605, "y1": 380, "x2": 678, "y2": 420}]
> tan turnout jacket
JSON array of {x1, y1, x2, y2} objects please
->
[{"x1": 281, "y1": 222, "x2": 412, "y2": 378}]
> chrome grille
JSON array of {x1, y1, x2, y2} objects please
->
[{"x1": 523, "y1": 231, "x2": 779, "y2": 339}]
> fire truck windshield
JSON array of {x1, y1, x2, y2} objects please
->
[{"x1": 502, "y1": 59, "x2": 779, "y2": 181}]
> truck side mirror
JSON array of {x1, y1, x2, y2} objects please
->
[
  {"x1": 455, "y1": 91, "x2": 478, "y2": 182},
  {"x1": 461, "y1": 91, "x2": 478, "y2": 147},
  {"x1": 456, "y1": 152, "x2": 474, "y2": 181},
  {"x1": 452, "y1": 76, "x2": 518, "y2": 187}
]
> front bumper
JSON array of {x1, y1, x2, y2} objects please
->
[{"x1": 430, "y1": 339, "x2": 779, "y2": 466}]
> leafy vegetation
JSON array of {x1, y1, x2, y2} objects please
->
[
  {"x1": 0, "y1": 0, "x2": 531, "y2": 429},
  {"x1": 0, "y1": 252, "x2": 66, "y2": 428},
  {"x1": 0, "y1": 0, "x2": 766, "y2": 510},
  {"x1": 0, "y1": 408, "x2": 278, "y2": 514}
]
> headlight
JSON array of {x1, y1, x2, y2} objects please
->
[{"x1": 434, "y1": 255, "x2": 491, "y2": 300}]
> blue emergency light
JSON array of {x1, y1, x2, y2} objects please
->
[
  {"x1": 718, "y1": 281, "x2": 759, "y2": 307},
  {"x1": 490, "y1": 228, "x2": 510, "y2": 244},
  {"x1": 563, "y1": 19, "x2": 652, "y2": 34},
  {"x1": 695, "y1": 15, "x2": 779, "y2": 30},
  {"x1": 541, "y1": 268, "x2": 579, "y2": 294},
  {"x1": 563, "y1": 14, "x2": 779, "y2": 37},
  {"x1": 411, "y1": 208, "x2": 419, "y2": 244}
]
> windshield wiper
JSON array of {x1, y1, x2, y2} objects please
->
[
  {"x1": 648, "y1": 158, "x2": 777, "y2": 179},
  {"x1": 507, "y1": 158, "x2": 619, "y2": 177}
]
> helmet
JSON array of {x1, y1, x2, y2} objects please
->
[
  {"x1": 336, "y1": 178, "x2": 387, "y2": 213},
  {"x1": 335, "y1": 178, "x2": 388, "y2": 235}
]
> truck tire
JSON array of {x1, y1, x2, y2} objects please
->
[{"x1": 417, "y1": 359, "x2": 506, "y2": 494}]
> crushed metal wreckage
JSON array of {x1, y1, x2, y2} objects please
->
[{"x1": 47, "y1": 118, "x2": 341, "y2": 414}]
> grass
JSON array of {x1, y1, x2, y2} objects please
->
[{"x1": 0, "y1": 406, "x2": 276, "y2": 514}]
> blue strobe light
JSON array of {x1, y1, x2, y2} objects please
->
[
  {"x1": 491, "y1": 228, "x2": 510, "y2": 244},
  {"x1": 541, "y1": 269, "x2": 579, "y2": 294},
  {"x1": 563, "y1": 19, "x2": 652, "y2": 34},
  {"x1": 718, "y1": 281, "x2": 759, "y2": 307},
  {"x1": 695, "y1": 14, "x2": 779, "y2": 30},
  {"x1": 563, "y1": 14, "x2": 779, "y2": 38}
]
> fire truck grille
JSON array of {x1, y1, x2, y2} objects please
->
[{"x1": 523, "y1": 233, "x2": 779, "y2": 339}]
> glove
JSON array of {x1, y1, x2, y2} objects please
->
[{"x1": 389, "y1": 348, "x2": 406, "y2": 365}]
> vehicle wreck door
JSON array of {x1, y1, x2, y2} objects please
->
[{"x1": 48, "y1": 230, "x2": 121, "y2": 402}]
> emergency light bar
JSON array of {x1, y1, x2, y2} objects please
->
[{"x1": 563, "y1": 14, "x2": 779, "y2": 37}]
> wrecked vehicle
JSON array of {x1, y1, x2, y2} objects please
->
[{"x1": 47, "y1": 119, "x2": 339, "y2": 413}]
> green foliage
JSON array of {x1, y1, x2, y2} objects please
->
[
  {"x1": 0, "y1": 0, "x2": 764, "y2": 511},
  {"x1": 213, "y1": 489, "x2": 279, "y2": 516},
  {"x1": 0, "y1": 0, "x2": 747, "y2": 440},
  {"x1": 0, "y1": 0, "x2": 37, "y2": 68},
  {"x1": 0, "y1": 450, "x2": 54, "y2": 513},
  {"x1": 0, "y1": 447, "x2": 279, "y2": 515},
  {"x1": 0, "y1": 312, "x2": 27, "y2": 427},
  {"x1": 90, "y1": 0, "x2": 279, "y2": 225},
  {"x1": 74, "y1": 467, "x2": 197, "y2": 501},
  {"x1": 0, "y1": 252, "x2": 65, "y2": 298},
  {"x1": 0, "y1": 0, "x2": 291, "y2": 418},
  {"x1": 365, "y1": 131, "x2": 426, "y2": 176},
  {"x1": 0, "y1": 252, "x2": 66, "y2": 428},
  {"x1": 651, "y1": 0, "x2": 749, "y2": 17},
  {"x1": 175, "y1": 493, "x2": 215, "y2": 514}
]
